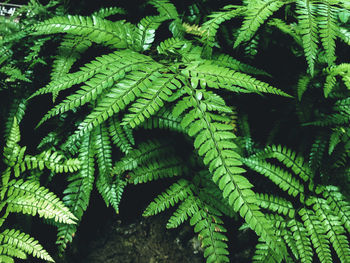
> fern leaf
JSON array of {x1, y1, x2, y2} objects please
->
[
  {"x1": 0, "y1": 229, "x2": 54, "y2": 262},
  {"x1": 256, "y1": 193, "x2": 295, "y2": 218},
  {"x1": 134, "y1": 16, "x2": 165, "y2": 51},
  {"x1": 108, "y1": 115, "x2": 133, "y2": 154},
  {"x1": 143, "y1": 179, "x2": 193, "y2": 216},
  {"x1": 201, "y1": 6, "x2": 242, "y2": 50},
  {"x1": 0, "y1": 244, "x2": 27, "y2": 260},
  {"x1": 57, "y1": 133, "x2": 95, "y2": 251},
  {"x1": 92, "y1": 6, "x2": 126, "y2": 18},
  {"x1": 338, "y1": 27, "x2": 350, "y2": 45},
  {"x1": 299, "y1": 208, "x2": 332, "y2": 263},
  {"x1": 157, "y1": 37, "x2": 190, "y2": 55},
  {"x1": 287, "y1": 219, "x2": 313, "y2": 263},
  {"x1": 234, "y1": 0, "x2": 286, "y2": 48},
  {"x1": 309, "y1": 134, "x2": 327, "y2": 172},
  {"x1": 56, "y1": 224, "x2": 76, "y2": 252},
  {"x1": 32, "y1": 15, "x2": 134, "y2": 48},
  {"x1": 62, "y1": 133, "x2": 95, "y2": 219},
  {"x1": 242, "y1": 158, "x2": 305, "y2": 198},
  {"x1": 51, "y1": 35, "x2": 92, "y2": 81},
  {"x1": 190, "y1": 205, "x2": 229, "y2": 263},
  {"x1": 296, "y1": 0, "x2": 319, "y2": 76},
  {"x1": 148, "y1": 0, "x2": 178, "y2": 20},
  {"x1": 6, "y1": 179, "x2": 77, "y2": 224},
  {"x1": 74, "y1": 62, "x2": 163, "y2": 137},
  {"x1": 176, "y1": 88, "x2": 284, "y2": 256},
  {"x1": 311, "y1": 197, "x2": 350, "y2": 263},
  {"x1": 322, "y1": 186, "x2": 350, "y2": 233},
  {"x1": 251, "y1": 144, "x2": 312, "y2": 182},
  {"x1": 39, "y1": 51, "x2": 155, "y2": 127},
  {"x1": 24, "y1": 150, "x2": 80, "y2": 173},
  {"x1": 297, "y1": 74, "x2": 311, "y2": 101},
  {"x1": 253, "y1": 239, "x2": 282, "y2": 263},
  {"x1": 317, "y1": 1, "x2": 338, "y2": 66},
  {"x1": 29, "y1": 50, "x2": 130, "y2": 100},
  {"x1": 112, "y1": 139, "x2": 175, "y2": 175},
  {"x1": 167, "y1": 195, "x2": 199, "y2": 228},
  {"x1": 142, "y1": 106, "x2": 184, "y2": 133},
  {"x1": 4, "y1": 99, "x2": 26, "y2": 142},
  {"x1": 183, "y1": 62, "x2": 291, "y2": 97},
  {"x1": 122, "y1": 73, "x2": 181, "y2": 128},
  {"x1": 213, "y1": 53, "x2": 271, "y2": 77},
  {"x1": 129, "y1": 157, "x2": 185, "y2": 184}
]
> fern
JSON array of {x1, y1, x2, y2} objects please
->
[
  {"x1": 317, "y1": 1, "x2": 338, "y2": 65},
  {"x1": 33, "y1": 15, "x2": 134, "y2": 48},
  {"x1": 234, "y1": 0, "x2": 286, "y2": 48},
  {"x1": 296, "y1": 0, "x2": 319, "y2": 76},
  {"x1": 245, "y1": 145, "x2": 350, "y2": 263},
  {"x1": 0, "y1": 229, "x2": 54, "y2": 262}
]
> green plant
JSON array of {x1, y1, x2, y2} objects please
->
[{"x1": 1, "y1": 0, "x2": 350, "y2": 262}]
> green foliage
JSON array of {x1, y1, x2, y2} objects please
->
[{"x1": 1, "y1": 0, "x2": 350, "y2": 262}]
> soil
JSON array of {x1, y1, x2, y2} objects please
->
[
  {"x1": 56, "y1": 212, "x2": 204, "y2": 263},
  {"x1": 53, "y1": 186, "x2": 206, "y2": 263}
]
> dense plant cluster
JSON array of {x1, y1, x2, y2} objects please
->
[{"x1": 1, "y1": 0, "x2": 350, "y2": 262}]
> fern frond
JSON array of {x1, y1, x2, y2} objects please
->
[
  {"x1": 6, "y1": 179, "x2": 77, "y2": 224},
  {"x1": 56, "y1": 224, "x2": 76, "y2": 252},
  {"x1": 182, "y1": 22, "x2": 205, "y2": 36},
  {"x1": 142, "y1": 106, "x2": 184, "y2": 133},
  {"x1": 157, "y1": 37, "x2": 190, "y2": 55},
  {"x1": 148, "y1": 0, "x2": 179, "y2": 20},
  {"x1": 287, "y1": 219, "x2": 313, "y2": 263},
  {"x1": 92, "y1": 6, "x2": 126, "y2": 18},
  {"x1": 0, "y1": 229, "x2": 54, "y2": 262},
  {"x1": 134, "y1": 16, "x2": 165, "y2": 52},
  {"x1": 253, "y1": 239, "x2": 282, "y2": 263},
  {"x1": 338, "y1": 27, "x2": 350, "y2": 45},
  {"x1": 23, "y1": 150, "x2": 80, "y2": 173},
  {"x1": 62, "y1": 133, "x2": 95, "y2": 219},
  {"x1": 299, "y1": 208, "x2": 332, "y2": 263},
  {"x1": 57, "y1": 133, "x2": 95, "y2": 251},
  {"x1": 32, "y1": 15, "x2": 134, "y2": 48},
  {"x1": 296, "y1": 0, "x2": 319, "y2": 76},
  {"x1": 297, "y1": 74, "x2": 311, "y2": 101},
  {"x1": 322, "y1": 186, "x2": 350, "y2": 233},
  {"x1": 174, "y1": 87, "x2": 284, "y2": 256},
  {"x1": 251, "y1": 144, "x2": 312, "y2": 182},
  {"x1": 74, "y1": 61, "x2": 164, "y2": 137},
  {"x1": 166, "y1": 195, "x2": 199, "y2": 228},
  {"x1": 190, "y1": 205, "x2": 229, "y2": 263},
  {"x1": 256, "y1": 193, "x2": 295, "y2": 218},
  {"x1": 0, "y1": 244, "x2": 26, "y2": 260},
  {"x1": 201, "y1": 6, "x2": 242, "y2": 51},
  {"x1": 112, "y1": 139, "x2": 175, "y2": 175},
  {"x1": 129, "y1": 157, "x2": 185, "y2": 184},
  {"x1": 28, "y1": 50, "x2": 123, "y2": 100},
  {"x1": 234, "y1": 0, "x2": 286, "y2": 48},
  {"x1": 122, "y1": 72, "x2": 181, "y2": 128},
  {"x1": 213, "y1": 53, "x2": 271, "y2": 77},
  {"x1": 50, "y1": 35, "x2": 92, "y2": 81},
  {"x1": 0, "y1": 66, "x2": 30, "y2": 83},
  {"x1": 4, "y1": 99, "x2": 26, "y2": 142},
  {"x1": 108, "y1": 115, "x2": 134, "y2": 154},
  {"x1": 183, "y1": 62, "x2": 291, "y2": 97},
  {"x1": 143, "y1": 179, "x2": 193, "y2": 216},
  {"x1": 309, "y1": 134, "x2": 327, "y2": 172},
  {"x1": 311, "y1": 197, "x2": 350, "y2": 263},
  {"x1": 38, "y1": 50, "x2": 155, "y2": 128},
  {"x1": 317, "y1": 1, "x2": 338, "y2": 65},
  {"x1": 242, "y1": 158, "x2": 304, "y2": 198}
]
